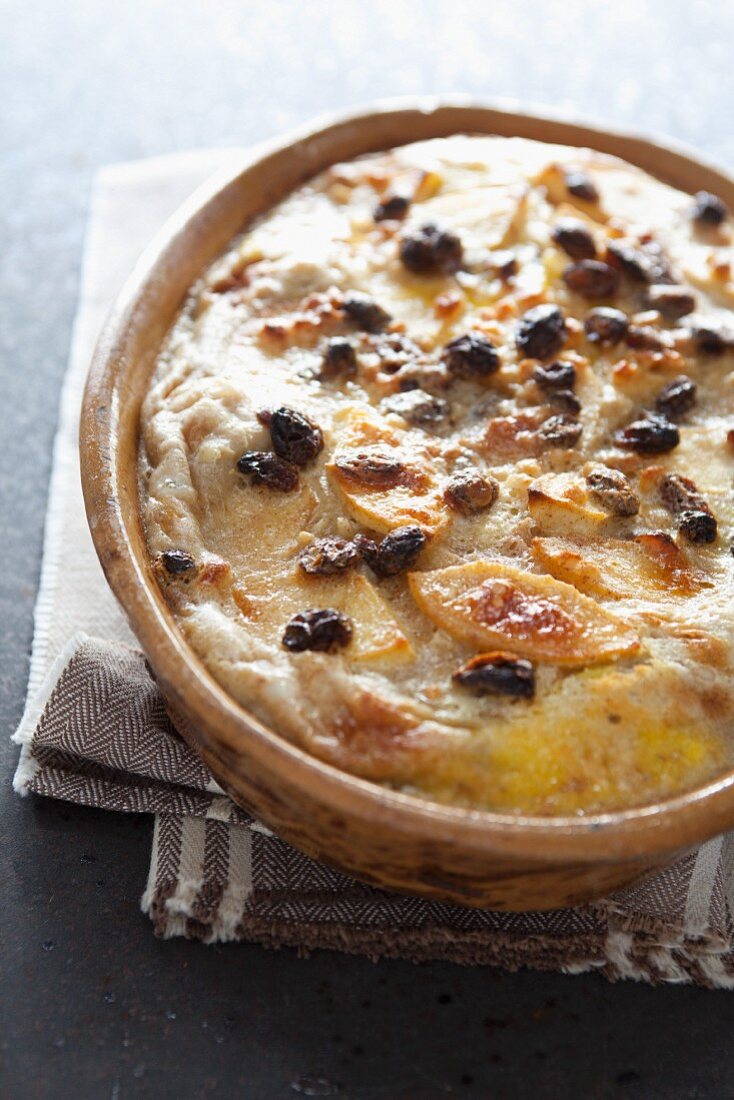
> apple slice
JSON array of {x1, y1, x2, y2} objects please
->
[
  {"x1": 528, "y1": 472, "x2": 615, "y2": 540},
  {"x1": 327, "y1": 406, "x2": 450, "y2": 535},
  {"x1": 408, "y1": 560, "x2": 640, "y2": 665},
  {"x1": 293, "y1": 571, "x2": 415, "y2": 665},
  {"x1": 532, "y1": 535, "x2": 707, "y2": 600}
]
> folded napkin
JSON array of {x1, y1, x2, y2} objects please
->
[{"x1": 13, "y1": 149, "x2": 734, "y2": 986}]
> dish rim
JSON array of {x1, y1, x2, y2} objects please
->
[{"x1": 80, "y1": 95, "x2": 734, "y2": 867}]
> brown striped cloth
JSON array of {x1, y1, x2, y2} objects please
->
[
  {"x1": 14, "y1": 633, "x2": 734, "y2": 986},
  {"x1": 11, "y1": 151, "x2": 734, "y2": 987}
]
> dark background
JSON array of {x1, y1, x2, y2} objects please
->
[{"x1": 3, "y1": 2, "x2": 734, "y2": 1096}]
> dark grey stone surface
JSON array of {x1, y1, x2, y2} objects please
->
[{"x1": 3, "y1": 2, "x2": 734, "y2": 1096}]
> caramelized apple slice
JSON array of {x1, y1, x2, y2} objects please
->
[
  {"x1": 528, "y1": 472, "x2": 614, "y2": 539},
  {"x1": 532, "y1": 534, "x2": 707, "y2": 600},
  {"x1": 327, "y1": 407, "x2": 449, "y2": 535},
  {"x1": 408, "y1": 561, "x2": 640, "y2": 665}
]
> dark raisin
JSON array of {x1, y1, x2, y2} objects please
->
[
  {"x1": 645, "y1": 285, "x2": 696, "y2": 319},
  {"x1": 443, "y1": 472, "x2": 499, "y2": 515},
  {"x1": 380, "y1": 389, "x2": 450, "y2": 427},
  {"x1": 399, "y1": 223, "x2": 464, "y2": 275},
  {"x1": 453, "y1": 652, "x2": 535, "y2": 699},
  {"x1": 691, "y1": 191, "x2": 729, "y2": 228},
  {"x1": 515, "y1": 304, "x2": 567, "y2": 360},
  {"x1": 606, "y1": 239, "x2": 672, "y2": 284},
  {"x1": 689, "y1": 324, "x2": 733, "y2": 355},
  {"x1": 321, "y1": 338, "x2": 357, "y2": 379},
  {"x1": 615, "y1": 414, "x2": 680, "y2": 454},
  {"x1": 565, "y1": 170, "x2": 599, "y2": 203},
  {"x1": 441, "y1": 332, "x2": 500, "y2": 379},
  {"x1": 585, "y1": 468, "x2": 639, "y2": 516},
  {"x1": 624, "y1": 325, "x2": 667, "y2": 352},
  {"x1": 655, "y1": 375, "x2": 697, "y2": 420},
  {"x1": 533, "y1": 360, "x2": 576, "y2": 391},
  {"x1": 374, "y1": 194, "x2": 410, "y2": 222},
  {"x1": 659, "y1": 473, "x2": 710, "y2": 516},
  {"x1": 678, "y1": 510, "x2": 718, "y2": 544},
  {"x1": 282, "y1": 608, "x2": 353, "y2": 653},
  {"x1": 236, "y1": 451, "x2": 299, "y2": 491},
  {"x1": 269, "y1": 406, "x2": 323, "y2": 466},
  {"x1": 343, "y1": 292, "x2": 392, "y2": 333},
  {"x1": 563, "y1": 260, "x2": 620, "y2": 300},
  {"x1": 584, "y1": 307, "x2": 628, "y2": 345},
  {"x1": 538, "y1": 415, "x2": 583, "y2": 448},
  {"x1": 378, "y1": 525, "x2": 427, "y2": 576},
  {"x1": 334, "y1": 452, "x2": 406, "y2": 488},
  {"x1": 160, "y1": 550, "x2": 197, "y2": 575},
  {"x1": 358, "y1": 525, "x2": 426, "y2": 576},
  {"x1": 551, "y1": 218, "x2": 596, "y2": 260},
  {"x1": 549, "y1": 389, "x2": 581, "y2": 414},
  {"x1": 298, "y1": 537, "x2": 360, "y2": 576}
]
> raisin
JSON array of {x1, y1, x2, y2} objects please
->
[
  {"x1": 374, "y1": 194, "x2": 410, "y2": 222},
  {"x1": 321, "y1": 338, "x2": 357, "y2": 379},
  {"x1": 533, "y1": 360, "x2": 576, "y2": 391},
  {"x1": 282, "y1": 608, "x2": 353, "y2": 653},
  {"x1": 453, "y1": 652, "x2": 535, "y2": 699},
  {"x1": 549, "y1": 389, "x2": 581, "y2": 414},
  {"x1": 443, "y1": 472, "x2": 499, "y2": 515},
  {"x1": 380, "y1": 389, "x2": 450, "y2": 427},
  {"x1": 585, "y1": 468, "x2": 639, "y2": 516},
  {"x1": 659, "y1": 473, "x2": 711, "y2": 516},
  {"x1": 236, "y1": 451, "x2": 299, "y2": 491},
  {"x1": 270, "y1": 406, "x2": 324, "y2": 466},
  {"x1": 565, "y1": 170, "x2": 599, "y2": 203},
  {"x1": 441, "y1": 332, "x2": 500, "y2": 379},
  {"x1": 343, "y1": 292, "x2": 392, "y2": 333},
  {"x1": 563, "y1": 260, "x2": 620, "y2": 300},
  {"x1": 606, "y1": 239, "x2": 672, "y2": 284},
  {"x1": 159, "y1": 550, "x2": 197, "y2": 575},
  {"x1": 298, "y1": 537, "x2": 360, "y2": 576},
  {"x1": 334, "y1": 451, "x2": 406, "y2": 488},
  {"x1": 615, "y1": 414, "x2": 680, "y2": 454},
  {"x1": 645, "y1": 284, "x2": 696, "y2": 319},
  {"x1": 515, "y1": 304, "x2": 567, "y2": 360},
  {"x1": 356, "y1": 525, "x2": 426, "y2": 576},
  {"x1": 689, "y1": 324, "x2": 733, "y2": 355},
  {"x1": 399, "y1": 223, "x2": 464, "y2": 275},
  {"x1": 678, "y1": 510, "x2": 718, "y2": 544},
  {"x1": 655, "y1": 375, "x2": 697, "y2": 420},
  {"x1": 584, "y1": 307, "x2": 628, "y2": 345},
  {"x1": 551, "y1": 218, "x2": 597, "y2": 260},
  {"x1": 538, "y1": 415, "x2": 583, "y2": 448},
  {"x1": 624, "y1": 325, "x2": 667, "y2": 352},
  {"x1": 691, "y1": 191, "x2": 729, "y2": 227}
]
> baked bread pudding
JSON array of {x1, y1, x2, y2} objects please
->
[{"x1": 141, "y1": 135, "x2": 734, "y2": 815}]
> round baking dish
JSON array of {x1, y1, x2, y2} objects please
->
[{"x1": 81, "y1": 98, "x2": 734, "y2": 910}]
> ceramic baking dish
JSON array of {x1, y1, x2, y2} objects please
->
[{"x1": 80, "y1": 98, "x2": 734, "y2": 909}]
